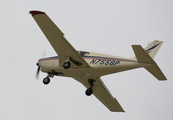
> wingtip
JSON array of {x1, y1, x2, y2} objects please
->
[
  {"x1": 29, "y1": 10, "x2": 45, "y2": 16},
  {"x1": 110, "y1": 110, "x2": 125, "y2": 112}
]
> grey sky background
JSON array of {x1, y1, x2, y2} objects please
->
[{"x1": 0, "y1": 0, "x2": 172, "y2": 120}]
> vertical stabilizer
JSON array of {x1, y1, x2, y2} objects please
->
[{"x1": 145, "y1": 40, "x2": 163, "y2": 59}]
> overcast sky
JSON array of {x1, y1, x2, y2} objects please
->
[{"x1": 0, "y1": 0, "x2": 172, "y2": 120}]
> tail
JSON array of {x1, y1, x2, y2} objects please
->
[{"x1": 132, "y1": 40, "x2": 167, "y2": 80}]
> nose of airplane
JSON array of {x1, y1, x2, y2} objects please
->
[{"x1": 36, "y1": 60, "x2": 47, "y2": 72}]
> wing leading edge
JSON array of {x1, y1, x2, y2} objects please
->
[
  {"x1": 74, "y1": 77, "x2": 124, "y2": 112},
  {"x1": 30, "y1": 10, "x2": 90, "y2": 68}
]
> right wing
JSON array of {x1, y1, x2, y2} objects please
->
[
  {"x1": 30, "y1": 10, "x2": 90, "y2": 68},
  {"x1": 74, "y1": 77, "x2": 124, "y2": 112}
]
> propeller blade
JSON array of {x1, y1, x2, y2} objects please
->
[
  {"x1": 42, "y1": 50, "x2": 46, "y2": 58},
  {"x1": 35, "y1": 50, "x2": 46, "y2": 80},
  {"x1": 35, "y1": 65, "x2": 40, "y2": 80}
]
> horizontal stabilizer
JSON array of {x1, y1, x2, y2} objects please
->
[{"x1": 132, "y1": 45, "x2": 167, "y2": 80}]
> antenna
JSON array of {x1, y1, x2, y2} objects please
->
[{"x1": 104, "y1": 47, "x2": 111, "y2": 53}]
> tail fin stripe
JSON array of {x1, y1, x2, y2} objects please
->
[{"x1": 146, "y1": 43, "x2": 161, "y2": 53}]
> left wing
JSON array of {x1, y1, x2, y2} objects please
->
[
  {"x1": 30, "y1": 10, "x2": 90, "y2": 68},
  {"x1": 74, "y1": 77, "x2": 125, "y2": 112}
]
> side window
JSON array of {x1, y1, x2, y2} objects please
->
[{"x1": 78, "y1": 51, "x2": 90, "y2": 56}]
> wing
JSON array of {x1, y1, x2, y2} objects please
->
[
  {"x1": 30, "y1": 10, "x2": 90, "y2": 68},
  {"x1": 74, "y1": 77, "x2": 125, "y2": 112}
]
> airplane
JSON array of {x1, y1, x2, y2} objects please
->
[{"x1": 30, "y1": 10, "x2": 167, "y2": 112}]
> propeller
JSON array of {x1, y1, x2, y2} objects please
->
[
  {"x1": 35, "y1": 50, "x2": 46, "y2": 80},
  {"x1": 35, "y1": 63, "x2": 40, "y2": 80}
]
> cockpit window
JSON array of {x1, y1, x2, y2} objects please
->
[{"x1": 77, "y1": 51, "x2": 90, "y2": 56}]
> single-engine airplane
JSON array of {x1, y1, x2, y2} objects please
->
[{"x1": 30, "y1": 10, "x2": 167, "y2": 112}]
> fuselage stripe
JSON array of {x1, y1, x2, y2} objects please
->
[{"x1": 39, "y1": 56, "x2": 137, "y2": 63}]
